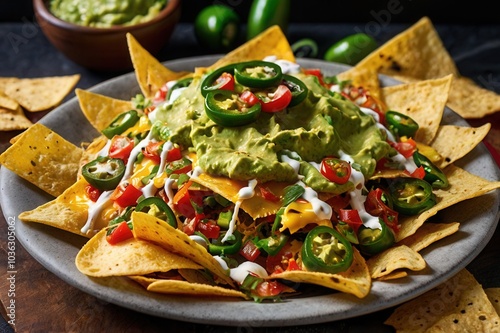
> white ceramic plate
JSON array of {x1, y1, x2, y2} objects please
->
[{"x1": 1, "y1": 56, "x2": 499, "y2": 327}]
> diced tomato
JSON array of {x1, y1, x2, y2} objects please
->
[
  {"x1": 409, "y1": 165, "x2": 426, "y2": 179},
  {"x1": 111, "y1": 183, "x2": 143, "y2": 208},
  {"x1": 106, "y1": 221, "x2": 133, "y2": 245},
  {"x1": 196, "y1": 220, "x2": 220, "y2": 239},
  {"x1": 166, "y1": 146, "x2": 182, "y2": 162},
  {"x1": 320, "y1": 157, "x2": 351, "y2": 184},
  {"x1": 143, "y1": 141, "x2": 164, "y2": 164},
  {"x1": 108, "y1": 135, "x2": 134, "y2": 162},
  {"x1": 239, "y1": 239, "x2": 262, "y2": 262},
  {"x1": 259, "y1": 85, "x2": 292, "y2": 113},
  {"x1": 240, "y1": 90, "x2": 260, "y2": 106},
  {"x1": 154, "y1": 83, "x2": 169, "y2": 103},
  {"x1": 389, "y1": 138, "x2": 417, "y2": 158},
  {"x1": 85, "y1": 184, "x2": 101, "y2": 202},
  {"x1": 215, "y1": 72, "x2": 235, "y2": 91},
  {"x1": 258, "y1": 185, "x2": 280, "y2": 202},
  {"x1": 173, "y1": 181, "x2": 205, "y2": 219},
  {"x1": 325, "y1": 194, "x2": 351, "y2": 222},
  {"x1": 286, "y1": 258, "x2": 301, "y2": 271},
  {"x1": 254, "y1": 280, "x2": 288, "y2": 298},
  {"x1": 338, "y1": 209, "x2": 363, "y2": 234},
  {"x1": 342, "y1": 85, "x2": 386, "y2": 123},
  {"x1": 265, "y1": 243, "x2": 294, "y2": 274}
]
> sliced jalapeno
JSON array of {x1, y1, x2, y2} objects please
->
[
  {"x1": 135, "y1": 197, "x2": 177, "y2": 228},
  {"x1": 234, "y1": 60, "x2": 283, "y2": 88},
  {"x1": 208, "y1": 230, "x2": 243, "y2": 255},
  {"x1": 166, "y1": 77, "x2": 193, "y2": 101},
  {"x1": 205, "y1": 89, "x2": 261, "y2": 127},
  {"x1": 254, "y1": 222, "x2": 288, "y2": 256},
  {"x1": 282, "y1": 74, "x2": 308, "y2": 107},
  {"x1": 291, "y1": 38, "x2": 318, "y2": 58},
  {"x1": 357, "y1": 220, "x2": 395, "y2": 256},
  {"x1": 81, "y1": 156, "x2": 125, "y2": 191},
  {"x1": 385, "y1": 110, "x2": 419, "y2": 138},
  {"x1": 200, "y1": 64, "x2": 236, "y2": 97},
  {"x1": 101, "y1": 110, "x2": 140, "y2": 139},
  {"x1": 413, "y1": 151, "x2": 449, "y2": 189},
  {"x1": 388, "y1": 178, "x2": 437, "y2": 215},
  {"x1": 301, "y1": 225, "x2": 353, "y2": 274}
]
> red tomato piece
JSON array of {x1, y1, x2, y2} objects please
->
[
  {"x1": 108, "y1": 135, "x2": 134, "y2": 162},
  {"x1": 259, "y1": 85, "x2": 292, "y2": 113},
  {"x1": 214, "y1": 72, "x2": 235, "y2": 91},
  {"x1": 153, "y1": 83, "x2": 169, "y2": 103},
  {"x1": 389, "y1": 138, "x2": 417, "y2": 158},
  {"x1": 303, "y1": 68, "x2": 326, "y2": 86},
  {"x1": 106, "y1": 221, "x2": 133, "y2": 245},
  {"x1": 254, "y1": 280, "x2": 287, "y2": 298},
  {"x1": 258, "y1": 185, "x2": 280, "y2": 202},
  {"x1": 196, "y1": 220, "x2": 220, "y2": 239},
  {"x1": 338, "y1": 209, "x2": 363, "y2": 234},
  {"x1": 85, "y1": 184, "x2": 101, "y2": 202},
  {"x1": 143, "y1": 141, "x2": 164, "y2": 164},
  {"x1": 239, "y1": 239, "x2": 261, "y2": 262},
  {"x1": 320, "y1": 157, "x2": 351, "y2": 184},
  {"x1": 173, "y1": 181, "x2": 205, "y2": 219},
  {"x1": 111, "y1": 183, "x2": 143, "y2": 208},
  {"x1": 166, "y1": 146, "x2": 182, "y2": 162},
  {"x1": 409, "y1": 165, "x2": 426, "y2": 179},
  {"x1": 239, "y1": 90, "x2": 260, "y2": 106}
]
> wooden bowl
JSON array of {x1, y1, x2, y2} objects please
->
[{"x1": 33, "y1": 0, "x2": 181, "y2": 71}]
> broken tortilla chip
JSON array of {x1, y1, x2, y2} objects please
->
[
  {"x1": 0, "y1": 105, "x2": 33, "y2": 131},
  {"x1": 397, "y1": 222, "x2": 460, "y2": 252},
  {"x1": 385, "y1": 269, "x2": 500, "y2": 332},
  {"x1": 0, "y1": 123, "x2": 82, "y2": 197},
  {"x1": 2, "y1": 74, "x2": 80, "y2": 112},
  {"x1": 367, "y1": 245, "x2": 426, "y2": 279}
]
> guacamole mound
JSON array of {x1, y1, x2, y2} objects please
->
[
  {"x1": 156, "y1": 72, "x2": 391, "y2": 194},
  {"x1": 49, "y1": 0, "x2": 166, "y2": 28}
]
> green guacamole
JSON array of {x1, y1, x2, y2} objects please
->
[
  {"x1": 155, "y1": 73, "x2": 391, "y2": 195},
  {"x1": 49, "y1": 0, "x2": 166, "y2": 27}
]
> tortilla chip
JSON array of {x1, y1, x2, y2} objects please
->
[
  {"x1": 367, "y1": 245, "x2": 426, "y2": 279},
  {"x1": 485, "y1": 288, "x2": 500, "y2": 315},
  {"x1": 0, "y1": 123, "x2": 83, "y2": 197},
  {"x1": 381, "y1": 75, "x2": 452, "y2": 144},
  {"x1": 131, "y1": 211, "x2": 235, "y2": 286},
  {"x1": 376, "y1": 271, "x2": 408, "y2": 281},
  {"x1": 3, "y1": 74, "x2": 80, "y2": 111},
  {"x1": 0, "y1": 105, "x2": 33, "y2": 131},
  {"x1": 337, "y1": 66, "x2": 383, "y2": 101},
  {"x1": 76, "y1": 88, "x2": 133, "y2": 132},
  {"x1": 208, "y1": 25, "x2": 295, "y2": 70},
  {"x1": 270, "y1": 248, "x2": 371, "y2": 298},
  {"x1": 354, "y1": 17, "x2": 459, "y2": 80},
  {"x1": 0, "y1": 91, "x2": 20, "y2": 110},
  {"x1": 18, "y1": 178, "x2": 107, "y2": 236},
  {"x1": 431, "y1": 123, "x2": 491, "y2": 168},
  {"x1": 127, "y1": 33, "x2": 189, "y2": 99},
  {"x1": 129, "y1": 276, "x2": 248, "y2": 299},
  {"x1": 396, "y1": 164, "x2": 500, "y2": 241},
  {"x1": 75, "y1": 228, "x2": 203, "y2": 277},
  {"x1": 385, "y1": 269, "x2": 500, "y2": 332},
  {"x1": 193, "y1": 173, "x2": 286, "y2": 219},
  {"x1": 398, "y1": 222, "x2": 460, "y2": 252},
  {"x1": 448, "y1": 76, "x2": 500, "y2": 119}
]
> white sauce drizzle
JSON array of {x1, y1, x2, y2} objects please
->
[
  {"x1": 81, "y1": 189, "x2": 114, "y2": 234},
  {"x1": 230, "y1": 261, "x2": 268, "y2": 284},
  {"x1": 262, "y1": 55, "x2": 301, "y2": 74}
]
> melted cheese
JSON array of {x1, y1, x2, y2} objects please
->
[{"x1": 279, "y1": 201, "x2": 332, "y2": 234}]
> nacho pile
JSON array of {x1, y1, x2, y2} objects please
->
[
  {"x1": 0, "y1": 74, "x2": 80, "y2": 131},
  {"x1": 1, "y1": 20, "x2": 499, "y2": 305}
]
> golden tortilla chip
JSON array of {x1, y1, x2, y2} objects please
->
[
  {"x1": 398, "y1": 222, "x2": 460, "y2": 252},
  {"x1": 0, "y1": 105, "x2": 33, "y2": 131},
  {"x1": 127, "y1": 33, "x2": 189, "y2": 99},
  {"x1": 129, "y1": 276, "x2": 248, "y2": 299},
  {"x1": 485, "y1": 288, "x2": 500, "y2": 315},
  {"x1": 376, "y1": 271, "x2": 408, "y2": 281},
  {"x1": 367, "y1": 245, "x2": 426, "y2": 279},
  {"x1": 337, "y1": 66, "x2": 383, "y2": 101},
  {"x1": 270, "y1": 249, "x2": 371, "y2": 298},
  {"x1": 448, "y1": 76, "x2": 500, "y2": 119},
  {"x1": 76, "y1": 88, "x2": 133, "y2": 132},
  {"x1": 385, "y1": 269, "x2": 500, "y2": 332},
  {"x1": 208, "y1": 25, "x2": 295, "y2": 70},
  {"x1": 0, "y1": 123, "x2": 83, "y2": 197},
  {"x1": 18, "y1": 178, "x2": 107, "y2": 236},
  {"x1": 131, "y1": 211, "x2": 235, "y2": 286},
  {"x1": 381, "y1": 75, "x2": 452, "y2": 144},
  {"x1": 0, "y1": 90, "x2": 19, "y2": 110},
  {"x1": 3, "y1": 74, "x2": 80, "y2": 112},
  {"x1": 431, "y1": 123, "x2": 491, "y2": 168},
  {"x1": 75, "y1": 228, "x2": 202, "y2": 277},
  {"x1": 396, "y1": 164, "x2": 500, "y2": 242},
  {"x1": 353, "y1": 17, "x2": 459, "y2": 81}
]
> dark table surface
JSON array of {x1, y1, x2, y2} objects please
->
[{"x1": 1, "y1": 21, "x2": 500, "y2": 333}]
